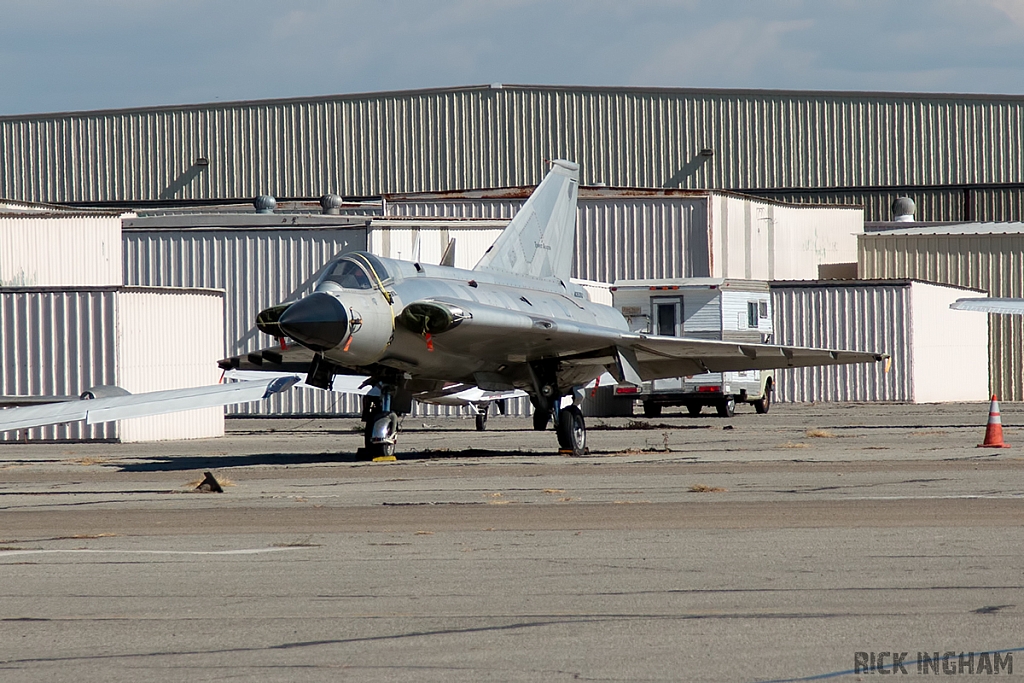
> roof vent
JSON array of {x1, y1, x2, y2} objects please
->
[
  {"x1": 254, "y1": 195, "x2": 277, "y2": 214},
  {"x1": 892, "y1": 197, "x2": 916, "y2": 222},
  {"x1": 319, "y1": 194, "x2": 343, "y2": 215}
]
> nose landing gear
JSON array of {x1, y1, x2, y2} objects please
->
[
  {"x1": 360, "y1": 375, "x2": 410, "y2": 460},
  {"x1": 364, "y1": 409, "x2": 398, "y2": 459}
]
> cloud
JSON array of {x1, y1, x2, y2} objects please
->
[
  {"x1": 3, "y1": 0, "x2": 1024, "y2": 115},
  {"x1": 632, "y1": 18, "x2": 816, "y2": 87},
  {"x1": 988, "y1": 0, "x2": 1024, "y2": 28}
]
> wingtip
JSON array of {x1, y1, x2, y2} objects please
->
[
  {"x1": 263, "y1": 376, "x2": 300, "y2": 398},
  {"x1": 549, "y1": 159, "x2": 580, "y2": 173}
]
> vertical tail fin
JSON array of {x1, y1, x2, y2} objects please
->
[{"x1": 473, "y1": 159, "x2": 579, "y2": 281}]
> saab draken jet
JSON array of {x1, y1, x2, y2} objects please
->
[{"x1": 222, "y1": 160, "x2": 887, "y2": 457}]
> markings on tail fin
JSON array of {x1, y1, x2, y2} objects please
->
[{"x1": 474, "y1": 159, "x2": 579, "y2": 282}]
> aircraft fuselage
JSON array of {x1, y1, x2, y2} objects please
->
[{"x1": 276, "y1": 251, "x2": 628, "y2": 392}]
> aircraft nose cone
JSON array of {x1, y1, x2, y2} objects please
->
[{"x1": 278, "y1": 293, "x2": 349, "y2": 351}]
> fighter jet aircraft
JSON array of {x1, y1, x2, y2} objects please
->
[{"x1": 222, "y1": 159, "x2": 887, "y2": 457}]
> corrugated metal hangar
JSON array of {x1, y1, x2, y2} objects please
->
[
  {"x1": 861, "y1": 223, "x2": 1024, "y2": 400},
  {"x1": 2, "y1": 84, "x2": 1023, "y2": 222},
  {"x1": 2, "y1": 83, "x2": 1019, "y2": 440},
  {"x1": 771, "y1": 280, "x2": 988, "y2": 403},
  {"x1": 1, "y1": 203, "x2": 226, "y2": 442}
]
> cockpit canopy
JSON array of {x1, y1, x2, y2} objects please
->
[
  {"x1": 321, "y1": 259, "x2": 372, "y2": 289},
  {"x1": 315, "y1": 252, "x2": 392, "y2": 292}
]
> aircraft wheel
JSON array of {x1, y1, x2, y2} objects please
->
[
  {"x1": 753, "y1": 385, "x2": 772, "y2": 414},
  {"x1": 364, "y1": 411, "x2": 398, "y2": 458},
  {"x1": 686, "y1": 403, "x2": 702, "y2": 416},
  {"x1": 716, "y1": 397, "x2": 736, "y2": 418},
  {"x1": 475, "y1": 410, "x2": 488, "y2": 431},
  {"x1": 642, "y1": 401, "x2": 662, "y2": 418},
  {"x1": 532, "y1": 409, "x2": 551, "y2": 431},
  {"x1": 556, "y1": 406, "x2": 587, "y2": 456}
]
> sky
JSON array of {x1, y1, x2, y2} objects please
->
[{"x1": 2, "y1": 0, "x2": 1024, "y2": 116}]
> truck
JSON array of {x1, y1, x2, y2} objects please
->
[{"x1": 610, "y1": 278, "x2": 774, "y2": 417}]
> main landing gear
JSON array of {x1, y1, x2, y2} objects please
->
[
  {"x1": 555, "y1": 404, "x2": 586, "y2": 456},
  {"x1": 529, "y1": 362, "x2": 588, "y2": 456}
]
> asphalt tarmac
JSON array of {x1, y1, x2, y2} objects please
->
[{"x1": 2, "y1": 401, "x2": 1023, "y2": 682}]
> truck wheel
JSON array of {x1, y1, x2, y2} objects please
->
[
  {"x1": 716, "y1": 397, "x2": 736, "y2": 418},
  {"x1": 753, "y1": 387, "x2": 772, "y2": 414},
  {"x1": 686, "y1": 403, "x2": 701, "y2": 416},
  {"x1": 643, "y1": 402, "x2": 662, "y2": 418}
]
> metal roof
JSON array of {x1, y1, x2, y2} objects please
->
[
  {"x1": 7, "y1": 83, "x2": 1024, "y2": 121},
  {"x1": 770, "y1": 278, "x2": 986, "y2": 293},
  {"x1": 384, "y1": 185, "x2": 854, "y2": 209},
  {"x1": 0, "y1": 198, "x2": 125, "y2": 218},
  {"x1": 3, "y1": 84, "x2": 1022, "y2": 206},
  {"x1": 863, "y1": 222, "x2": 1024, "y2": 236}
]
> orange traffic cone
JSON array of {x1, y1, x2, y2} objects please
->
[{"x1": 978, "y1": 395, "x2": 1011, "y2": 448}]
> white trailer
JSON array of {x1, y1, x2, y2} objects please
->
[{"x1": 611, "y1": 279, "x2": 774, "y2": 417}]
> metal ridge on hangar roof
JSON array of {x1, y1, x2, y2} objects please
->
[
  {"x1": 384, "y1": 184, "x2": 859, "y2": 209},
  {"x1": 0, "y1": 197, "x2": 126, "y2": 218},
  {"x1": 770, "y1": 279, "x2": 986, "y2": 293},
  {"x1": 6, "y1": 83, "x2": 1024, "y2": 120},
  {"x1": 864, "y1": 222, "x2": 1024, "y2": 236}
]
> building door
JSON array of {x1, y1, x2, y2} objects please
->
[
  {"x1": 652, "y1": 297, "x2": 683, "y2": 337},
  {"x1": 651, "y1": 296, "x2": 684, "y2": 390}
]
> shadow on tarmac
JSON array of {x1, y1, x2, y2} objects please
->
[{"x1": 115, "y1": 448, "x2": 554, "y2": 471}]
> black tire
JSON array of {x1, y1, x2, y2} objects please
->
[
  {"x1": 642, "y1": 401, "x2": 662, "y2": 418},
  {"x1": 475, "y1": 411, "x2": 488, "y2": 431},
  {"x1": 532, "y1": 409, "x2": 551, "y2": 431},
  {"x1": 716, "y1": 397, "x2": 736, "y2": 418},
  {"x1": 686, "y1": 403, "x2": 701, "y2": 416},
  {"x1": 753, "y1": 385, "x2": 772, "y2": 414},
  {"x1": 556, "y1": 406, "x2": 587, "y2": 456},
  {"x1": 364, "y1": 411, "x2": 398, "y2": 458}
]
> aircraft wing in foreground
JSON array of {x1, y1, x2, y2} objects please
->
[
  {"x1": 0, "y1": 377, "x2": 297, "y2": 434},
  {"x1": 226, "y1": 368, "x2": 526, "y2": 431},
  {"x1": 951, "y1": 298, "x2": 1024, "y2": 315},
  {"x1": 222, "y1": 159, "x2": 888, "y2": 457}
]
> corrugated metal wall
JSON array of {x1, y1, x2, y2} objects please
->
[
  {"x1": 771, "y1": 284, "x2": 912, "y2": 402},
  {"x1": 367, "y1": 221, "x2": 506, "y2": 271},
  {"x1": 386, "y1": 191, "x2": 861, "y2": 283},
  {"x1": 4, "y1": 86, "x2": 1023, "y2": 213},
  {"x1": 0, "y1": 213, "x2": 123, "y2": 286},
  {"x1": 116, "y1": 288, "x2": 225, "y2": 441},
  {"x1": 386, "y1": 194, "x2": 710, "y2": 282},
  {"x1": 122, "y1": 228, "x2": 367, "y2": 415},
  {"x1": 750, "y1": 186, "x2": 1024, "y2": 223},
  {"x1": 0, "y1": 288, "x2": 118, "y2": 441},
  {"x1": 859, "y1": 231, "x2": 1024, "y2": 400},
  {"x1": 577, "y1": 198, "x2": 707, "y2": 282}
]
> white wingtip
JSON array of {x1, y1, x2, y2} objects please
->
[{"x1": 550, "y1": 159, "x2": 580, "y2": 173}]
